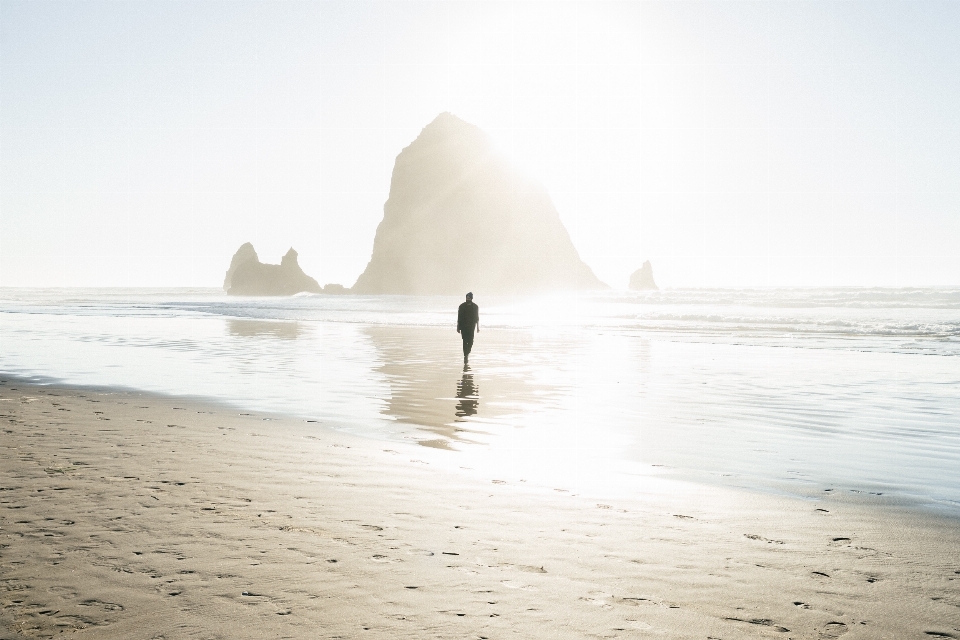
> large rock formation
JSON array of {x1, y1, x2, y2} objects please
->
[
  {"x1": 223, "y1": 243, "x2": 322, "y2": 296},
  {"x1": 629, "y1": 261, "x2": 658, "y2": 291},
  {"x1": 352, "y1": 113, "x2": 606, "y2": 295}
]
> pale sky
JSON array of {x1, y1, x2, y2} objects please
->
[{"x1": 2, "y1": 0, "x2": 958, "y2": 288}]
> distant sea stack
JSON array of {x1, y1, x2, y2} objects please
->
[
  {"x1": 223, "y1": 243, "x2": 322, "y2": 296},
  {"x1": 629, "y1": 261, "x2": 658, "y2": 291},
  {"x1": 352, "y1": 113, "x2": 606, "y2": 295},
  {"x1": 322, "y1": 283, "x2": 349, "y2": 295}
]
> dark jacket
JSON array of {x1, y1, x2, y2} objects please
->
[{"x1": 457, "y1": 301, "x2": 479, "y2": 334}]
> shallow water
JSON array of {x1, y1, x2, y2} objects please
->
[{"x1": 2, "y1": 287, "x2": 958, "y2": 512}]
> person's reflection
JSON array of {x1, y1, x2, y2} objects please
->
[{"x1": 455, "y1": 365, "x2": 479, "y2": 419}]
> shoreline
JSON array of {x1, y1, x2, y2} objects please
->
[
  {"x1": 2, "y1": 376, "x2": 959, "y2": 638},
  {"x1": 4, "y1": 372, "x2": 958, "y2": 520}
]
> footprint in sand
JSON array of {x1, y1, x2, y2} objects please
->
[
  {"x1": 53, "y1": 613, "x2": 104, "y2": 630},
  {"x1": 579, "y1": 595, "x2": 614, "y2": 610},
  {"x1": 501, "y1": 580, "x2": 536, "y2": 590},
  {"x1": 725, "y1": 617, "x2": 789, "y2": 633},
  {"x1": 516, "y1": 564, "x2": 547, "y2": 574},
  {"x1": 371, "y1": 554, "x2": 401, "y2": 563},
  {"x1": 495, "y1": 562, "x2": 546, "y2": 574},
  {"x1": 820, "y1": 621, "x2": 848, "y2": 638}
]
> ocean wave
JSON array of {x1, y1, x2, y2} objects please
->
[
  {"x1": 612, "y1": 287, "x2": 960, "y2": 309},
  {"x1": 627, "y1": 312, "x2": 960, "y2": 339},
  {"x1": 3, "y1": 287, "x2": 959, "y2": 356}
]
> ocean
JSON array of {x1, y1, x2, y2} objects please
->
[{"x1": 2, "y1": 287, "x2": 958, "y2": 513}]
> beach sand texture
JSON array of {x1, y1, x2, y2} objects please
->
[{"x1": 1, "y1": 379, "x2": 959, "y2": 639}]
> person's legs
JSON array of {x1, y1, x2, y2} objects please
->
[{"x1": 462, "y1": 331, "x2": 474, "y2": 359}]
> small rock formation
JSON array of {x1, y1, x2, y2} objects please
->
[
  {"x1": 223, "y1": 243, "x2": 322, "y2": 296},
  {"x1": 322, "y1": 283, "x2": 348, "y2": 295},
  {"x1": 223, "y1": 242, "x2": 259, "y2": 291},
  {"x1": 629, "y1": 261, "x2": 658, "y2": 291},
  {"x1": 352, "y1": 112, "x2": 606, "y2": 295}
]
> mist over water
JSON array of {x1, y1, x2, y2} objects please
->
[{"x1": 2, "y1": 287, "x2": 958, "y2": 512}]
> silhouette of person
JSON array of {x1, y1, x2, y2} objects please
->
[
  {"x1": 455, "y1": 366, "x2": 478, "y2": 419},
  {"x1": 457, "y1": 292, "x2": 479, "y2": 363}
]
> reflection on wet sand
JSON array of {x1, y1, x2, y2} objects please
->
[
  {"x1": 228, "y1": 319, "x2": 302, "y2": 339},
  {"x1": 455, "y1": 366, "x2": 478, "y2": 419},
  {"x1": 363, "y1": 325, "x2": 569, "y2": 448}
]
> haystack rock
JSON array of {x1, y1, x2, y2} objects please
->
[
  {"x1": 223, "y1": 243, "x2": 322, "y2": 296},
  {"x1": 352, "y1": 113, "x2": 606, "y2": 295},
  {"x1": 629, "y1": 260, "x2": 658, "y2": 291}
]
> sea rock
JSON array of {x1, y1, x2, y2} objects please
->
[
  {"x1": 629, "y1": 261, "x2": 658, "y2": 291},
  {"x1": 223, "y1": 242, "x2": 259, "y2": 291},
  {"x1": 224, "y1": 245, "x2": 322, "y2": 296},
  {"x1": 352, "y1": 112, "x2": 606, "y2": 295},
  {"x1": 322, "y1": 283, "x2": 348, "y2": 295}
]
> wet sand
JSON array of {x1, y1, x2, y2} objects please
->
[{"x1": 1, "y1": 377, "x2": 959, "y2": 639}]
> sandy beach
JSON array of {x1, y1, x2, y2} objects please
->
[
  {"x1": 1, "y1": 377, "x2": 958, "y2": 639},
  {"x1": 4, "y1": 0, "x2": 960, "y2": 637}
]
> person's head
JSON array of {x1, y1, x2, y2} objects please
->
[{"x1": 465, "y1": 292, "x2": 473, "y2": 302}]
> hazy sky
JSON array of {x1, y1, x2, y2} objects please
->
[{"x1": 2, "y1": 0, "x2": 958, "y2": 288}]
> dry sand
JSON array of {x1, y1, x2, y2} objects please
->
[{"x1": 1, "y1": 378, "x2": 958, "y2": 639}]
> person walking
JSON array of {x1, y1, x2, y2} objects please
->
[{"x1": 457, "y1": 292, "x2": 479, "y2": 364}]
